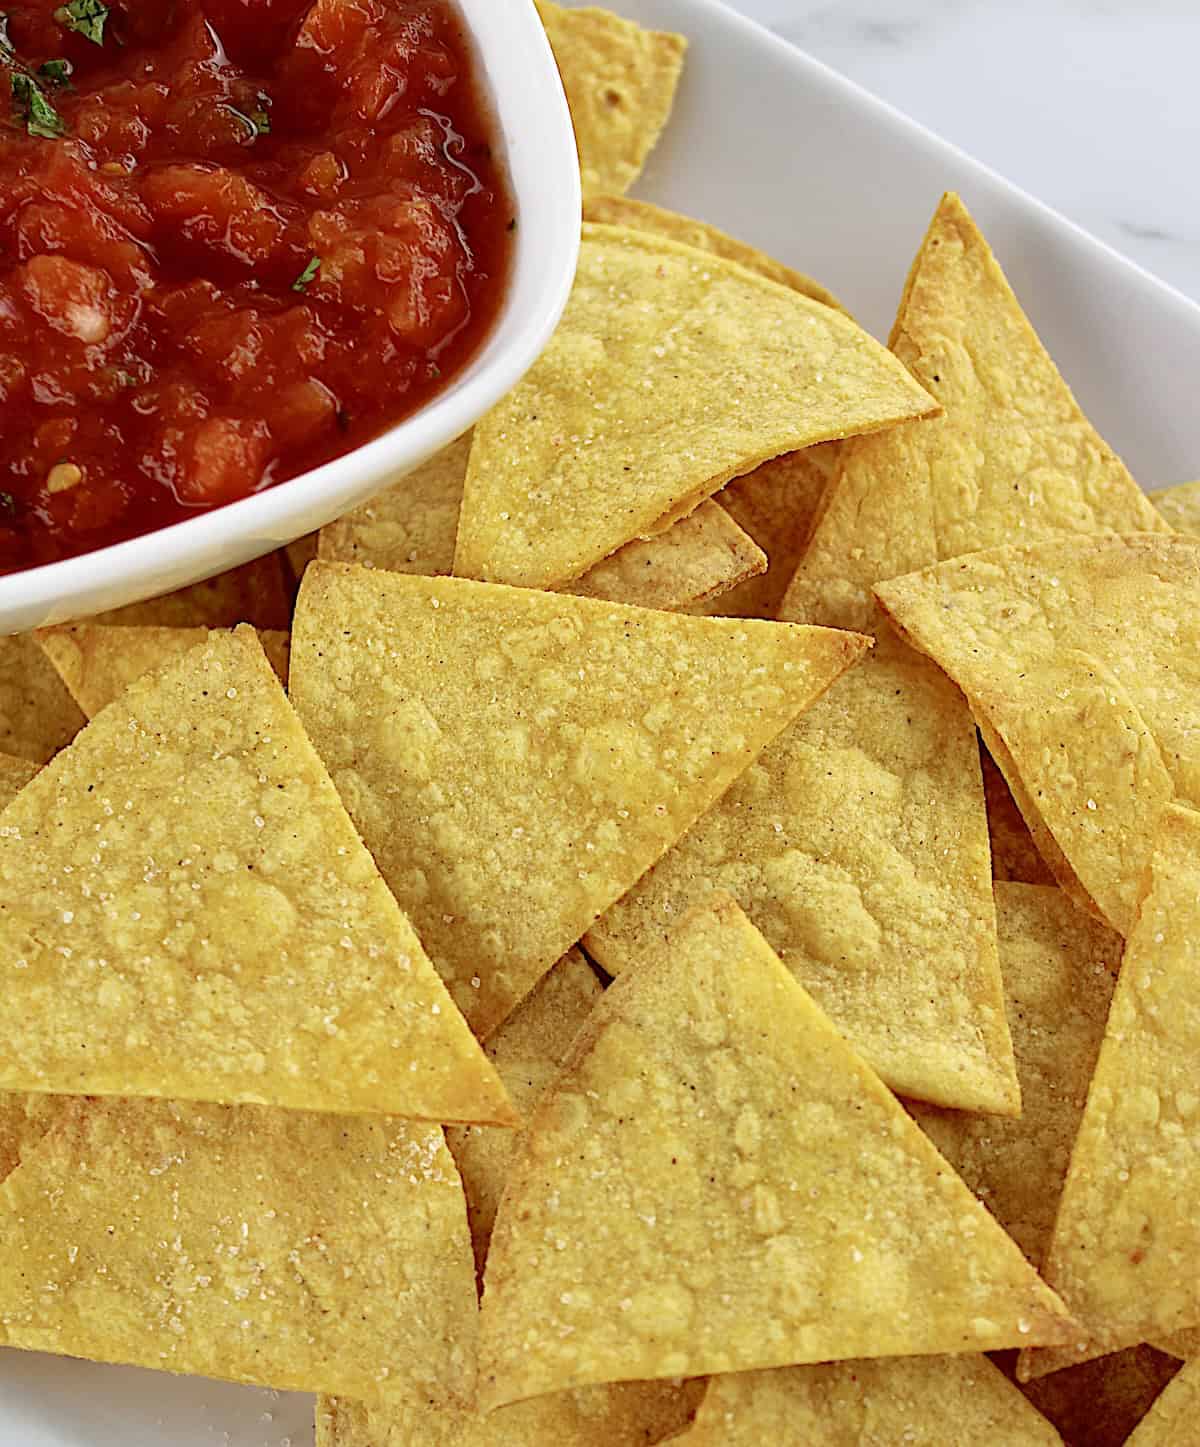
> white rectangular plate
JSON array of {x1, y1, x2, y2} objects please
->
[{"x1": 5, "y1": 1, "x2": 1199, "y2": 1443}]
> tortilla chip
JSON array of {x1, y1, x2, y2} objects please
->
[
  {"x1": 587, "y1": 628, "x2": 1020, "y2": 1115},
  {"x1": 479, "y1": 895, "x2": 1071, "y2": 1408},
  {"x1": 319, "y1": 435, "x2": 765, "y2": 613},
  {"x1": 1019, "y1": 804, "x2": 1200, "y2": 1377},
  {"x1": 0, "y1": 1097, "x2": 477, "y2": 1403},
  {"x1": 567, "y1": 500, "x2": 765, "y2": 610},
  {"x1": 0, "y1": 634, "x2": 86, "y2": 763},
  {"x1": 909, "y1": 883, "x2": 1121, "y2": 1265},
  {"x1": 0, "y1": 751, "x2": 38, "y2": 810},
  {"x1": 317, "y1": 1377, "x2": 705, "y2": 1447},
  {"x1": 37, "y1": 624, "x2": 290, "y2": 718},
  {"x1": 0, "y1": 626, "x2": 513, "y2": 1124},
  {"x1": 1156, "y1": 1329, "x2": 1200, "y2": 1359},
  {"x1": 1124, "y1": 1356, "x2": 1200, "y2": 1446},
  {"x1": 454, "y1": 224, "x2": 937, "y2": 591},
  {"x1": 583, "y1": 194, "x2": 846, "y2": 314},
  {"x1": 783, "y1": 192, "x2": 1165, "y2": 634},
  {"x1": 92, "y1": 553, "x2": 291, "y2": 628},
  {"x1": 877, "y1": 534, "x2": 1200, "y2": 935},
  {"x1": 982, "y1": 746, "x2": 1056, "y2": 884},
  {"x1": 290, "y1": 563, "x2": 868, "y2": 1038},
  {"x1": 285, "y1": 533, "x2": 319, "y2": 583},
  {"x1": 1151, "y1": 479, "x2": 1200, "y2": 533},
  {"x1": 0, "y1": 1093, "x2": 62, "y2": 1187},
  {"x1": 1009, "y1": 1346, "x2": 1181, "y2": 1447},
  {"x1": 448, "y1": 949, "x2": 602, "y2": 1279},
  {"x1": 692, "y1": 449, "x2": 832, "y2": 620},
  {"x1": 672, "y1": 1357, "x2": 1062, "y2": 1445},
  {"x1": 535, "y1": 1, "x2": 685, "y2": 198}
]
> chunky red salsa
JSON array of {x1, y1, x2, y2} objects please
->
[{"x1": 0, "y1": 0, "x2": 512, "y2": 572}]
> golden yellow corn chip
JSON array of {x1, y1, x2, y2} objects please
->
[
  {"x1": 1020, "y1": 804, "x2": 1200, "y2": 1377},
  {"x1": 317, "y1": 1377, "x2": 706, "y2": 1447},
  {"x1": 1012, "y1": 1346, "x2": 1181, "y2": 1447},
  {"x1": 535, "y1": 2, "x2": 685, "y2": 198},
  {"x1": 455, "y1": 225, "x2": 937, "y2": 591},
  {"x1": 982, "y1": 747, "x2": 1055, "y2": 885},
  {"x1": 583, "y1": 194, "x2": 845, "y2": 313},
  {"x1": 92, "y1": 553, "x2": 291, "y2": 628},
  {"x1": 672, "y1": 1357, "x2": 1062, "y2": 1445},
  {"x1": 587, "y1": 629, "x2": 1020, "y2": 1114},
  {"x1": 1156, "y1": 1329, "x2": 1200, "y2": 1359},
  {"x1": 0, "y1": 626, "x2": 513, "y2": 1124},
  {"x1": 0, "y1": 1097, "x2": 478, "y2": 1403},
  {"x1": 1151, "y1": 479, "x2": 1200, "y2": 533},
  {"x1": 0, "y1": 1093, "x2": 61, "y2": 1185},
  {"x1": 0, "y1": 751, "x2": 38, "y2": 810},
  {"x1": 290, "y1": 563, "x2": 868, "y2": 1037},
  {"x1": 448, "y1": 950, "x2": 602, "y2": 1278},
  {"x1": 0, "y1": 634, "x2": 86, "y2": 763},
  {"x1": 285, "y1": 533, "x2": 319, "y2": 583},
  {"x1": 910, "y1": 883, "x2": 1120, "y2": 1264},
  {"x1": 37, "y1": 624, "x2": 290, "y2": 718},
  {"x1": 1124, "y1": 1357, "x2": 1200, "y2": 1446},
  {"x1": 877, "y1": 534, "x2": 1200, "y2": 934},
  {"x1": 479, "y1": 896, "x2": 1071, "y2": 1408}
]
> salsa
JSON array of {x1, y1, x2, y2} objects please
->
[{"x1": 0, "y1": 0, "x2": 513, "y2": 572}]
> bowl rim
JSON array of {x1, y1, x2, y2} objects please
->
[{"x1": 0, "y1": 0, "x2": 581, "y2": 632}]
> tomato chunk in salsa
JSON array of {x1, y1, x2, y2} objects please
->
[{"x1": 0, "y1": 0, "x2": 512, "y2": 571}]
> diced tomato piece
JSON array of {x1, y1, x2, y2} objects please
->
[
  {"x1": 142, "y1": 165, "x2": 291, "y2": 268},
  {"x1": 20, "y1": 255, "x2": 118, "y2": 345},
  {"x1": 296, "y1": 0, "x2": 383, "y2": 57},
  {"x1": 176, "y1": 416, "x2": 272, "y2": 504}
]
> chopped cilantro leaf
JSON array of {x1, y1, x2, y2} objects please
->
[
  {"x1": 54, "y1": 0, "x2": 109, "y2": 46},
  {"x1": 12, "y1": 72, "x2": 66, "y2": 138},
  {"x1": 292, "y1": 256, "x2": 322, "y2": 292},
  {"x1": 38, "y1": 58, "x2": 73, "y2": 87},
  {"x1": 0, "y1": 491, "x2": 16, "y2": 520},
  {"x1": 223, "y1": 94, "x2": 271, "y2": 139}
]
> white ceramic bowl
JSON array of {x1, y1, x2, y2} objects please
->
[{"x1": 0, "y1": 0, "x2": 581, "y2": 635}]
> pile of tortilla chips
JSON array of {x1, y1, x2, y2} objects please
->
[{"x1": 0, "y1": 5, "x2": 1196, "y2": 1445}]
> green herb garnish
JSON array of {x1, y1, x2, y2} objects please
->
[
  {"x1": 54, "y1": 0, "x2": 109, "y2": 46},
  {"x1": 292, "y1": 255, "x2": 322, "y2": 293},
  {"x1": 38, "y1": 57, "x2": 73, "y2": 87},
  {"x1": 224, "y1": 94, "x2": 271, "y2": 140},
  {"x1": 12, "y1": 71, "x2": 66, "y2": 137}
]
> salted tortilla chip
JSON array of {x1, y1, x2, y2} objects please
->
[
  {"x1": 672, "y1": 1357, "x2": 1062, "y2": 1445},
  {"x1": 0, "y1": 1094, "x2": 62, "y2": 1186},
  {"x1": 93, "y1": 553, "x2": 291, "y2": 628},
  {"x1": 1156, "y1": 1329, "x2": 1200, "y2": 1359},
  {"x1": 909, "y1": 883, "x2": 1120, "y2": 1265},
  {"x1": 0, "y1": 1097, "x2": 477, "y2": 1402},
  {"x1": 448, "y1": 949, "x2": 601, "y2": 1278},
  {"x1": 783, "y1": 192, "x2": 1166, "y2": 634},
  {"x1": 291, "y1": 564, "x2": 867, "y2": 1037},
  {"x1": 1020, "y1": 804, "x2": 1200, "y2": 1377},
  {"x1": 320, "y1": 435, "x2": 765, "y2": 612},
  {"x1": 285, "y1": 533, "x2": 319, "y2": 582},
  {"x1": 583, "y1": 194, "x2": 846, "y2": 313},
  {"x1": 1010, "y1": 1346, "x2": 1181, "y2": 1447},
  {"x1": 535, "y1": 1, "x2": 685, "y2": 198},
  {"x1": 317, "y1": 1377, "x2": 705, "y2": 1447},
  {"x1": 0, "y1": 751, "x2": 38, "y2": 810},
  {"x1": 454, "y1": 224, "x2": 937, "y2": 591},
  {"x1": 982, "y1": 746, "x2": 1055, "y2": 884},
  {"x1": 587, "y1": 628, "x2": 1020, "y2": 1114},
  {"x1": 877, "y1": 534, "x2": 1200, "y2": 934},
  {"x1": 1124, "y1": 1357, "x2": 1200, "y2": 1446},
  {"x1": 480, "y1": 896, "x2": 1071, "y2": 1408},
  {"x1": 1151, "y1": 479, "x2": 1200, "y2": 533},
  {"x1": 37, "y1": 624, "x2": 290, "y2": 718},
  {"x1": 0, "y1": 634, "x2": 86, "y2": 763},
  {"x1": 0, "y1": 626, "x2": 513, "y2": 1124}
]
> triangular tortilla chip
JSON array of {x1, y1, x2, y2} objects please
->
[
  {"x1": 1018, "y1": 804, "x2": 1200, "y2": 1376},
  {"x1": 0, "y1": 751, "x2": 38, "y2": 810},
  {"x1": 982, "y1": 746, "x2": 1056, "y2": 884},
  {"x1": 92, "y1": 552, "x2": 291, "y2": 628},
  {"x1": 37, "y1": 624, "x2": 290, "y2": 718},
  {"x1": 290, "y1": 564, "x2": 867, "y2": 1037},
  {"x1": 0, "y1": 626, "x2": 513, "y2": 1123},
  {"x1": 877, "y1": 534, "x2": 1200, "y2": 934},
  {"x1": 583, "y1": 194, "x2": 846, "y2": 314},
  {"x1": 535, "y1": 1, "x2": 685, "y2": 198},
  {"x1": 1151, "y1": 479, "x2": 1200, "y2": 533},
  {"x1": 672, "y1": 1356, "x2": 1062, "y2": 1445},
  {"x1": 910, "y1": 883, "x2": 1121, "y2": 1265},
  {"x1": 317, "y1": 1377, "x2": 705, "y2": 1447},
  {"x1": 319, "y1": 435, "x2": 765, "y2": 613},
  {"x1": 1156, "y1": 1329, "x2": 1200, "y2": 1360},
  {"x1": 479, "y1": 896, "x2": 1071, "y2": 1408},
  {"x1": 1125, "y1": 1357, "x2": 1200, "y2": 1446},
  {"x1": 1013, "y1": 1346, "x2": 1181, "y2": 1447},
  {"x1": 0, "y1": 634, "x2": 85, "y2": 762},
  {"x1": 587, "y1": 628, "x2": 1020, "y2": 1114},
  {"x1": 284, "y1": 533, "x2": 319, "y2": 584},
  {"x1": 0, "y1": 1097, "x2": 478, "y2": 1403},
  {"x1": 448, "y1": 950, "x2": 602, "y2": 1279},
  {"x1": 454, "y1": 224, "x2": 937, "y2": 590},
  {"x1": 0, "y1": 1093, "x2": 61, "y2": 1186}
]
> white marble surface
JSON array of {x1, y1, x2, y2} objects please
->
[{"x1": 724, "y1": 0, "x2": 1200, "y2": 304}]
